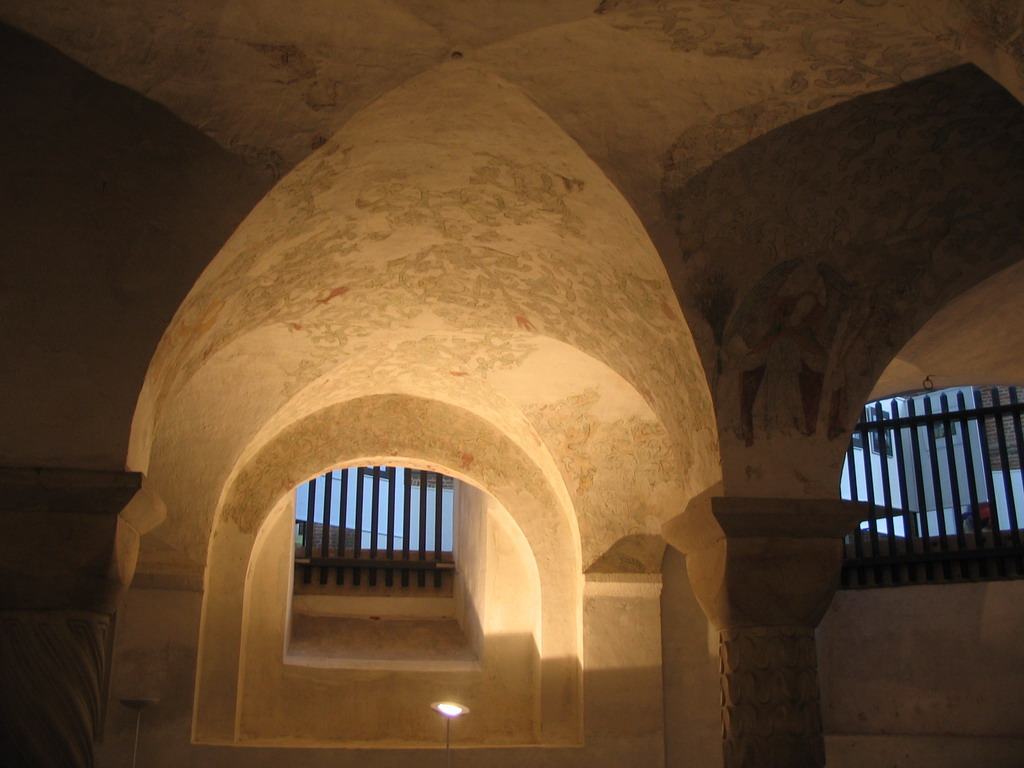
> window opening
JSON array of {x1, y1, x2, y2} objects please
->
[
  {"x1": 840, "y1": 386, "x2": 1024, "y2": 587},
  {"x1": 294, "y1": 466, "x2": 456, "y2": 590}
]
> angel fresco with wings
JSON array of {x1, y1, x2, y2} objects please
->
[{"x1": 719, "y1": 258, "x2": 861, "y2": 445}]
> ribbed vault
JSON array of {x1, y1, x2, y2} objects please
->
[
  {"x1": 663, "y1": 65, "x2": 1024, "y2": 497},
  {"x1": 133, "y1": 65, "x2": 715, "y2": 587}
]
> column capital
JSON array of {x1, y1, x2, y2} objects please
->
[
  {"x1": 663, "y1": 496, "x2": 865, "y2": 555},
  {"x1": 663, "y1": 497, "x2": 867, "y2": 768},
  {"x1": 662, "y1": 496, "x2": 865, "y2": 631},
  {"x1": 0, "y1": 467, "x2": 164, "y2": 614},
  {"x1": 0, "y1": 467, "x2": 141, "y2": 513}
]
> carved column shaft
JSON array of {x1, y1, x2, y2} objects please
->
[
  {"x1": 719, "y1": 626, "x2": 823, "y2": 768},
  {"x1": 0, "y1": 611, "x2": 111, "y2": 768},
  {"x1": 663, "y1": 497, "x2": 864, "y2": 768},
  {"x1": 0, "y1": 468, "x2": 163, "y2": 768}
]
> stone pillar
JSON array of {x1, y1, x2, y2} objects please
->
[
  {"x1": 663, "y1": 497, "x2": 864, "y2": 768},
  {"x1": 0, "y1": 468, "x2": 164, "y2": 768}
]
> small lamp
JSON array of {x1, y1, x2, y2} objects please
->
[
  {"x1": 430, "y1": 701, "x2": 469, "y2": 768},
  {"x1": 120, "y1": 698, "x2": 158, "y2": 768}
]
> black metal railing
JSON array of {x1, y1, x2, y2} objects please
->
[
  {"x1": 294, "y1": 466, "x2": 455, "y2": 590},
  {"x1": 840, "y1": 386, "x2": 1024, "y2": 588}
]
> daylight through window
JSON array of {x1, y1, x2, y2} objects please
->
[{"x1": 294, "y1": 466, "x2": 456, "y2": 589}]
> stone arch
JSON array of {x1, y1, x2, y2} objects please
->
[
  {"x1": 871, "y1": 259, "x2": 1024, "y2": 399},
  {"x1": 196, "y1": 393, "x2": 580, "y2": 746},
  {"x1": 123, "y1": 60, "x2": 719, "y2": 751},
  {"x1": 831, "y1": 0, "x2": 1024, "y2": 105},
  {"x1": 129, "y1": 62, "x2": 718, "y2": 575},
  {"x1": 662, "y1": 64, "x2": 1024, "y2": 497}
]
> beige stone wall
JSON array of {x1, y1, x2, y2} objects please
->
[
  {"x1": 83, "y1": 559, "x2": 1024, "y2": 768},
  {"x1": 0, "y1": 24, "x2": 267, "y2": 473},
  {"x1": 234, "y1": 484, "x2": 539, "y2": 747},
  {"x1": 99, "y1": 572, "x2": 673, "y2": 766},
  {"x1": 661, "y1": 546, "x2": 723, "y2": 768},
  {"x1": 6, "y1": 4, "x2": 1024, "y2": 768},
  {"x1": 818, "y1": 581, "x2": 1024, "y2": 768}
]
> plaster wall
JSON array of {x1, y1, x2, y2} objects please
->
[
  {"x1": 660, "y1": 547, "x2": 1024, "y2": 768},
  {"x1": 98, "y1": 567, "x2": 677, "y2": 767},
  {"x1": 132, "y1": 63, "x2": 716, "y2": 582},
  {"x1": 237, "y1": 483, "x2": 539, "y2": 746},
  {"x1": 660, "y1": 546, "x2": 723, "y2": 768},
  {"x1": 0, "y1": 23, "x2": 266, "y2": 471},
  {"x1": 98, "y1": 568, "x2": 1024, "y2": 768},
  {"x1": 192, "y1": 396, "x2": 584, "y2": 746},
  {"x1": 872, "y1": 259, "x2": 1024, "y2": 399},
  {"x1": 665, "y1": 66, "x2": 1024, "y2": 500},
  {"x1": 581, "y1": 573, "x2": 668, "y2": 768},
  {"x1": 454, "y1": 483, "x2": 489, "y2": 659},
  {"x1": 818, "y1": 580, "x2": 1024, "y2": 768}
]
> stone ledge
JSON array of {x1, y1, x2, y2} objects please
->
[
  {"x1": 664, "y1": 497, "x2": 867, "y2": 555},
  {"x1": 0, "y1": 467, "x2": 141, "y2": 515},
  {"x1": 824, "y1": 734, "x2": 1024, "y2": 768}
]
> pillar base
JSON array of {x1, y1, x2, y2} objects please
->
[{"x1": 664, "y1": 497, "x2": 865, "y2": 768}]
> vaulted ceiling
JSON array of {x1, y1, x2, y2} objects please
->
[{"x1": 3, "y1": 0, "x2": 1023, "y2": 579}]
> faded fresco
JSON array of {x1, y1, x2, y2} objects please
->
[
  {"x1": 8, "y1": 1, "x2": 1024, "y2": 765},
  {"x1": 663, "y1": 66, "x2": 1024, "y2": 455},
  {"x1": 594, "y1": 0, "x2": 1024, "y2": 101},
  {"x1": 220, "y1": 394, "x2": 568, "y2": 542},
  {"x1": 526, "y1": 389, "x2": 684, "y2": 572},
  {"x1": 609, "y1": 0, "x2": 960, "y2": 184},
  {"x1": 138, "y1": 69, "x2": 719, "y2": 575},
  {"x1": 149, "y1": 144, "x2": 705, "y2": 460}
]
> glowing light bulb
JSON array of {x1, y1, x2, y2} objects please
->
[{"x1": 431, "y1": 701, "x2": 469, "y2": 718}]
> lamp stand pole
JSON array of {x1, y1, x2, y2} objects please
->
[{"x1": 120, "y1": 698, "x2": 158, "y2": 768}]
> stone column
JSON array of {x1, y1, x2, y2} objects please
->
[
  {"x1": 663, "y1": 497, "x2": 864, "y2": 768},
  {"x1": 0, "y1": 468, "x2": 164, "y2": 768}
]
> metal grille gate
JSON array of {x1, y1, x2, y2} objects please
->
[
  {"x1": 294, "y1": 466, "x2": 455, "y2": 589},
  {"x1": 840, "y1": 386, "x2": 1024, "y2": 588}
]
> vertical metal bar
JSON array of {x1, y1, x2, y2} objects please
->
[
  {"x1": 1008, "y1": 390, "x2": 1024, "y2": 543},
  {"x1": 304, "y1": 477, "x2": 317, "y2": 559},
  {"x1": 1007, "y1": 388, "x2": 1024, "y2": 575},
  {"x1": 303, "y1": 475, "x2": 317, "y2": 584},
  {"x1": 976, "y1": 389, "x2": 1004, "y2": 577},
  {"x1": 386, "y1": 466, "x2": 396, "y2": 587},
  {"x1": 320, "y1": 470, "x2": 334, "y2": 584},
  {"x1": 955, "y1": 391, "x2": 987, "y2": 578},
  {"x1": 127, "y1": 704, "x2": 145, "y2": 768},
  {"x1": 353, "y1": 467, "x2": 365, "y2": 586},
  {"x1": 923, "y1": 396, "x2": 953, "y2": 580},
  {"x1": 337, "y1": 468, "x2": 349, "y2": 585},
  {"x1": 386, "y1": 466, "x2": 396, "y2": 558},
  {"x1": 995, "y1": 389, "x2": 1024, "y2": 574},
  {"x1": 418, "y1": 470, "x2": 428, "y2": 587},
  {"x1": 890, "y1": 403, "x2": 917, "y2": 583},
  {"x1": 402, "y1": 468, "x2": 412, "y2": 587},
  {"x1": 321, "y1": 470, "x2": 334, "y2": 559},
  {"x1": 873, "y1": 401, "x2": 900, "y2": 584},
  {"x1": 906, "y1": 398, "x2": 934, "y2": 582},
  {"x1": 1003, "y1": 387, "x2": 1019, "y2": 520},
  {"x1": 845, "y1": 433, "x2": 864, "y2": 587},
  {"x1": 938, "y1": 393, "x2": 969, "y2": 578},
  {"x1": 434, "y1": 472, "x2": 444, "y2": 588},
  {"x1": 444, "y1": 477, "x2": 454, "y2": 556},
  {"x1": 858, "y1": 407, "x2": 882, "y2": 585},
  {"x1": 369, "y1": 467, "x2": 381, "y2": 586}
]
